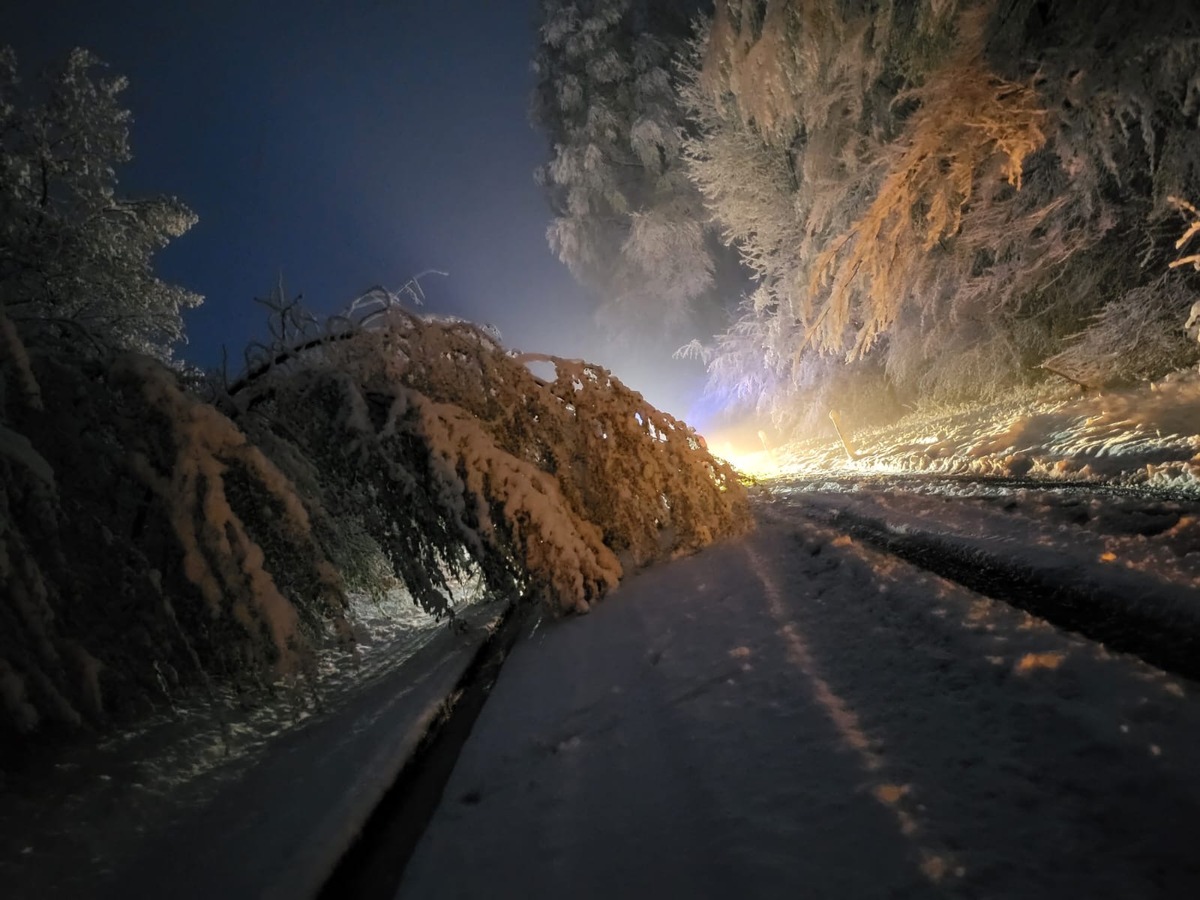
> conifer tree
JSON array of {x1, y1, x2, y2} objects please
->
[
  {"x1": 683, "y1": 0, "x2": 1200, "y2": 424},
  {"x1": 532, "y1": 0, "x2": 730, "y2": 335},
  {"x1": 0, "y1": 48, "x2": 201, "y2": 358}
]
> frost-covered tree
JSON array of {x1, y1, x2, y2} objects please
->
[
  {"x1": 0, "y1": 46, "x2": 752, "y2": 748},
  {"x1": 0, "y1": 47, "x2": 201, "y2": 358},
  {"x1": 1, "y1": 272, "x2": 750, "y2": 742},
  {"x1": 532, "y1": 0, "x2": 732, "y2": 334},
  {"x1": 683, "y1": 0, "x2": 1200, "y2": 427},
  {"x1": 224, "y1": 285, "x2": 751, "y2": 618}
]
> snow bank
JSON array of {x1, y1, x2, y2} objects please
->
[{"x1": 755, "y1": 371, "x2": 1200, "y2": 490}]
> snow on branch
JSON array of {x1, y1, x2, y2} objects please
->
[
  {"x1": 0, "y1": 43, "x2": 749, "y2": 742},
  {"x1": 0, "y1": 275, "x2": 748, "y2": 741},
  {"x1": 0, "y1": 304, "x2": 43, "y2": 411},
  {"x1": 808, "y1": 57, "x2": 1047, "y2": 358},
  {"x1": 111, "y1": 353, "x2": 347, "y2": 675},
  {"x1": 233, "y1": 296, "x2": 753, "y2": 616},
  {"x1": 681, "y1": 1, "x2": 1200, "y2": 422},
  {"x1": 0, "y1": 48, "x2": 202, "y2": 359}
]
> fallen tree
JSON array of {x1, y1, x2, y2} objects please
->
[{"x1": 0, "y1": 287, "x2": 751, "y2": 744}]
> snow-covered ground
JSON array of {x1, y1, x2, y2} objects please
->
[
  {"x1": 721, "y1": 369, "x2": 1200, "y2": 491},
  {"x1": 712, "y1": 370, "x2": 1200, "y2": 671},
  {"x1": 399, "y1": 513, "x2": 1200, "y2": 899}
]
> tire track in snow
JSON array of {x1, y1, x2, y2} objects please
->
[
  {"x1": 776, "y1": 496, "x2": 1200, "y2": 683},
  {"x1": 743, "y1": 543, "x2": 963, "y2": 887}
]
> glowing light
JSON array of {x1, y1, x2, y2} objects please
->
[
  {"x1": 706, "y1": 425, "x2": 789, "y2": 479},
  {"x1": 1014, "y1": 651, "x2": 1065, "y2": 673},
  {"x1": 716, "y1": 447, "x2": 788, "y2": 479}
]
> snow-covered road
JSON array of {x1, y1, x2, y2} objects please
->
[{"x1": 398, "y1": 503, "x2": 1200, "y2": 898}]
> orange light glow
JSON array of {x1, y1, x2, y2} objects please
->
[
  {"x1": 1014, "y1": 651, "x2": 1065, "y2": 673},
  {"x1": 706, "y1": 424, "x2": 787, "y2": 479}
]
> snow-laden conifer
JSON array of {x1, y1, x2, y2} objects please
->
[
  {"x1": 681, "y1": 1, "x2": 1200, "y2": 424},
  {"x1": 0, "y1": 48, "x2": 201, "y2": 358}
]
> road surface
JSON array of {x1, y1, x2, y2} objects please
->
[{"x1": 395, "y1": 488, "x2": 1200, "y2": 898}]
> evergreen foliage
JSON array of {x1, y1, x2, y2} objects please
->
[
  {"x1": 1, "y1": 285, "x2": 749, "y2": 741},
  {"x1": 532, "y1": 0, "x2": 733, "y2": 333},
  {"x1": 0, "y1": 48, "x2": 201, "y2": 358},
  {"x1": 688, "y1": 0, "x2": 1200, "y2": 422},
  {"x1": 539, "y1": 2, "x2": 1200, "y2": 427}
]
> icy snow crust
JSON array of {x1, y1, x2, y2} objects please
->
[{"x1": 400, "y1": 515, "x2": 1200, "y2": 899}]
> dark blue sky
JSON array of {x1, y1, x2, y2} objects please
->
[{"x1": 1, "y1": 0, "x2": 711, "y2": 420}]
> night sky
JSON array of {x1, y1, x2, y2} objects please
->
[{"x1": 1, "y1": 0, "x2": 711, "y2": 421}]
